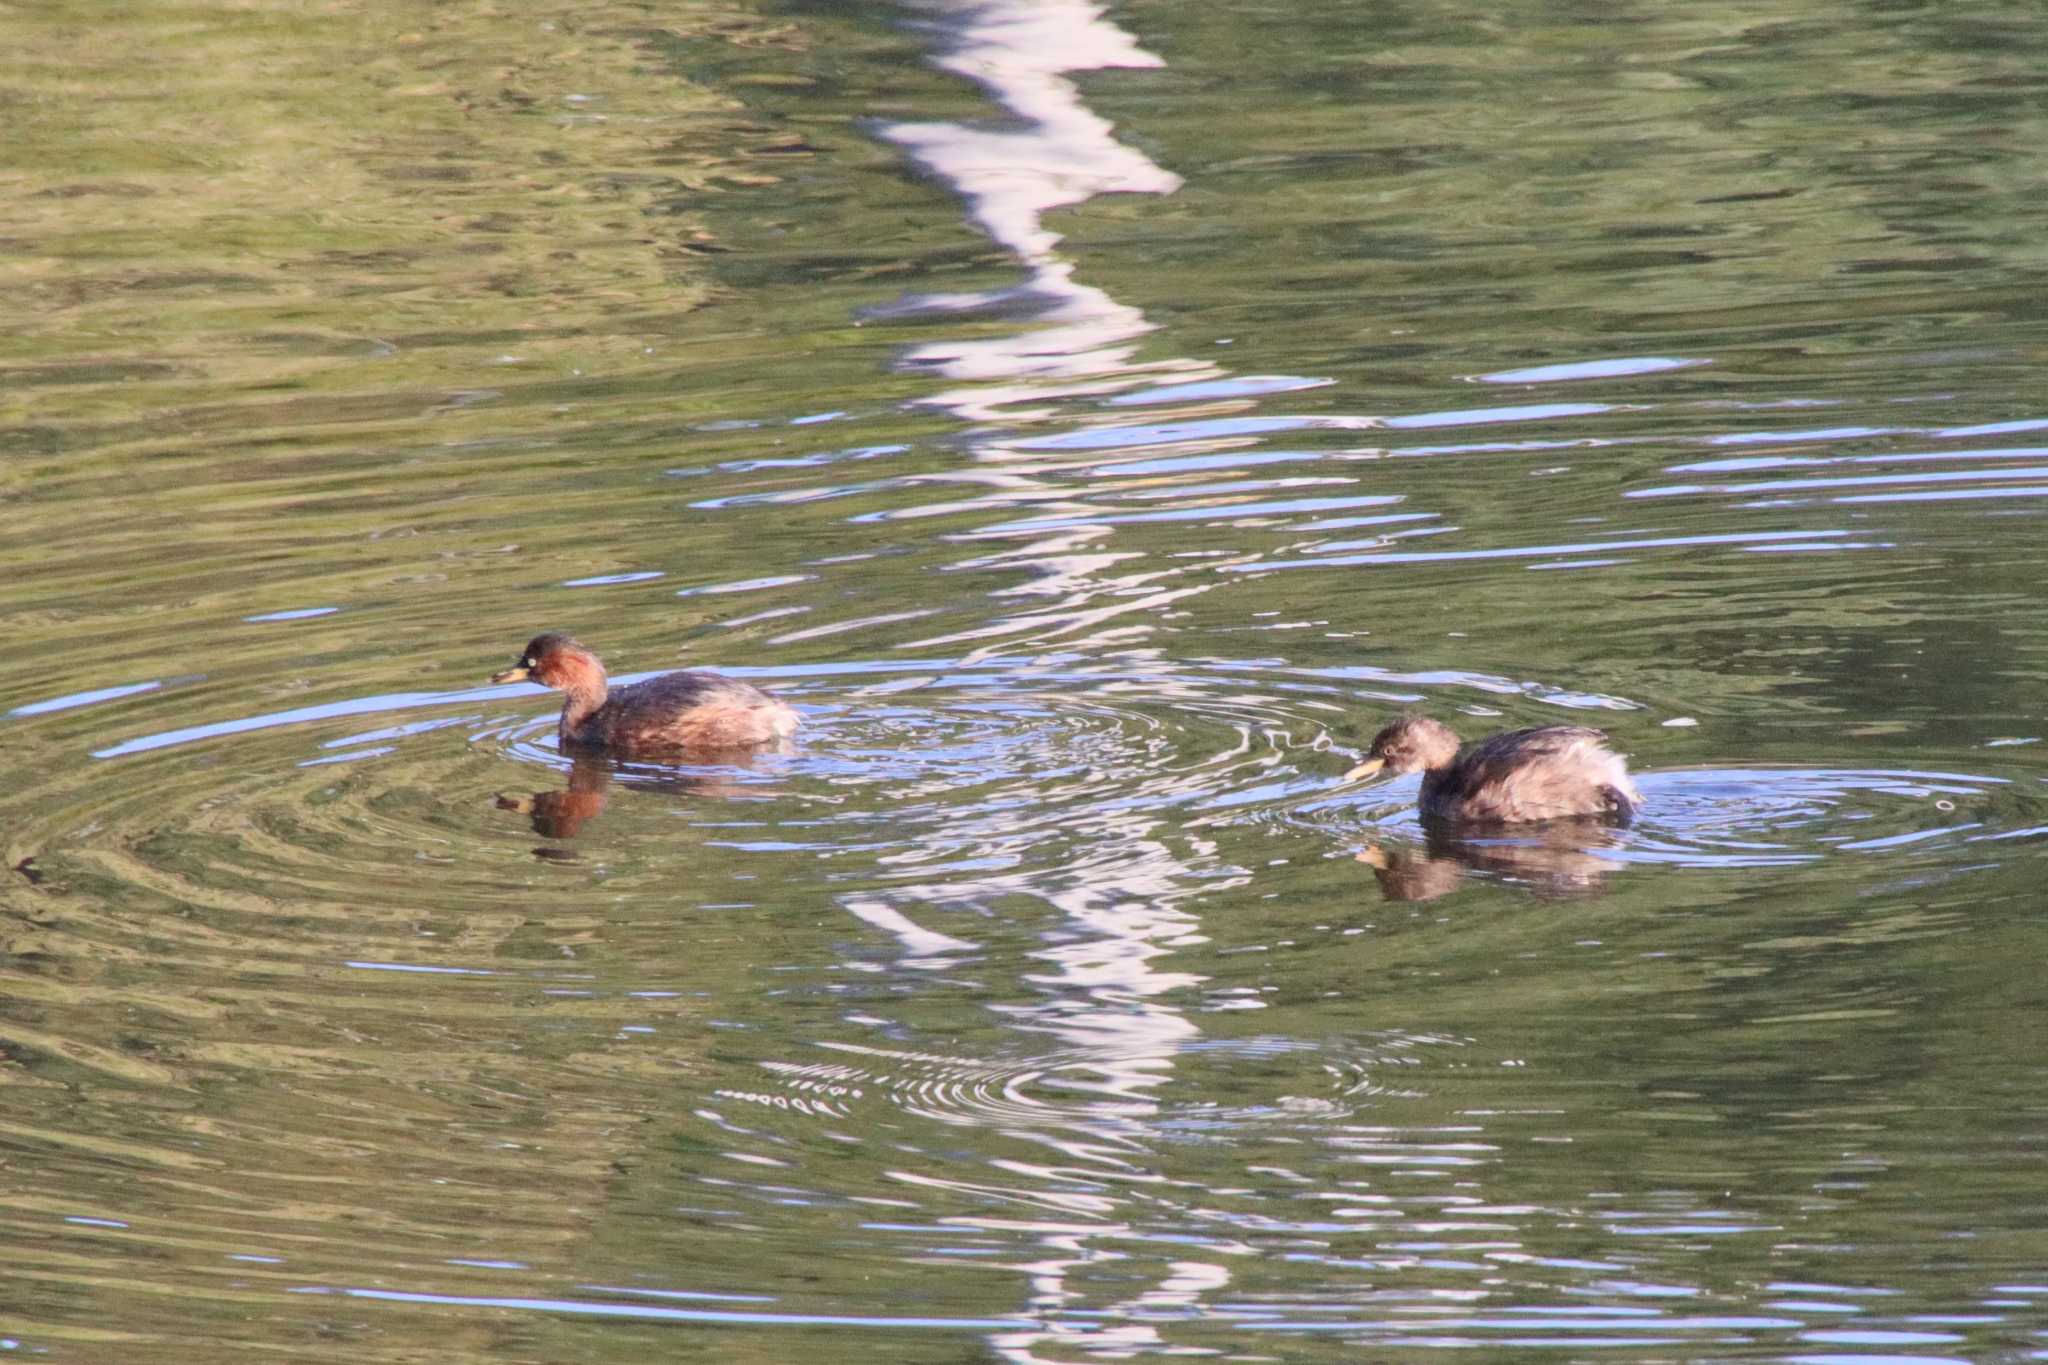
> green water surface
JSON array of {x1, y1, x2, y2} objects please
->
[{"x1": 4, "y1": 0, "x2": 2047, "y2": 1359}]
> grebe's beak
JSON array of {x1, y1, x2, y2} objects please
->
[
  {"x1": 1354, "y1": 844, "x2": 1391, "y2": 869},
  {"x1": 1343, "y1": 756, "x2": 1386, "y2": 781},
  {"x1": 491, "y1": 662, "x2": 532, "y2": 685}
]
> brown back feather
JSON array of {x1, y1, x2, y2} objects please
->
[
  {"x1": 584, "y1": 670, "x2": 798, "y2": 754},
  {"x1": 1421, "y1": 725, "x2": 1630, "y2": 824}
]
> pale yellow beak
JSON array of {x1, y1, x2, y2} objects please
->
[
  {"x1": 1354, "y1": 843, "x2": 1390, "y2": 869},
  {"x1": 491, "y1": 664, "x2": 531, "y2": 685},
  {"x1": 1343, "y1": 756, "x2": 1386, "y2": 781}
]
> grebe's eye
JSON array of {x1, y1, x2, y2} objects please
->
[{"x1": 524, "y1": 657, "x2": 535, "y2": 668}]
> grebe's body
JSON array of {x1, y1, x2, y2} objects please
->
[
  {"x1": 1347, "y1": 716, "x2": 1638, "y2": 825},
  {"x1": 492, "y1": 633, "x2": 799, "y2": 758}
]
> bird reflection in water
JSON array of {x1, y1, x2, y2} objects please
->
[
  {"x1": 1357, "y1": 820, "x2": 1628, "y2": 902},
  {"x1": 495, "y1": 754, "x2": 772, "y2": 857}
]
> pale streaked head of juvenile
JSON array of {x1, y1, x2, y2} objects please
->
[
  {"x1": 491, "y1": 633, "x2": 606, "y2": 691},
  {"x1": 1344, "y1": 715, "x2": 1462, "y2": 780}
]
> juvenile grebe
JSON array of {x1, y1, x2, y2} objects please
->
[
  {"x1": 491, "y1": 633, "x2": 799, "y2": 758},
  {"x1": 1345, "y1": 715, "x2": 1639, "y2": 824}
]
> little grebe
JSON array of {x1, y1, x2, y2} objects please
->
[
  {"x1": 490, "y1": 633, "x2": 800, "y2": 758},
  {"x1": 1345, "y1": 715, "x2": 1639, "y2": 825}
]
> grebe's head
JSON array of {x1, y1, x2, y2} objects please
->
[
  {"x1": 491, "y1": 633, "x2": 606, "y2": 692},
  {"x1": 1345, "y1": 715, "x2": 1461, "y2": 780}
]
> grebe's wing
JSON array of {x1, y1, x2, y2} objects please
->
[{"x1": 1434, "y1": 726, "x2": 1636, "y2": 823}]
